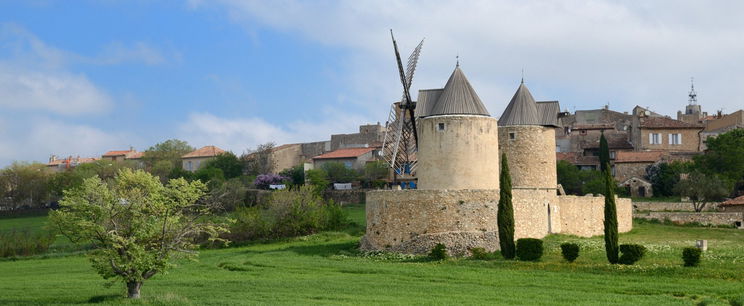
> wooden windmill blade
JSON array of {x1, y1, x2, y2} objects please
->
[{"x1": 381, "y1": 31, "x2": 423, "y2": 179}]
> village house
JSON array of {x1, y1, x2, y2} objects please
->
[
  {"x1": 181, "y1": 146, "x2": 225, "y2": 172},
  {"x1": 630, "y1": 110, "x2": 704, "y2": 152},
  {"x1": 719, "y1": 195, "x2": 744, "y2": 213},
  {"x1": 101, "y1": 148, "x2": 141, "y2": 162},
  {"x1": 700, "y1": 109, "x2": 744, "y2": 150},
  {"x1": 311, "y1": 147, "x2": 379, "y2": 171},
  {"x1": 46, "y1": 155, "x2": 99, "y2": 172}
]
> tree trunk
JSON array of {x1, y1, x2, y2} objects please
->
[{"x1": 126, "y1": 281, "x2": 142, "y2": 299}]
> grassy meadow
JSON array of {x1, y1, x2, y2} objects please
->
[{"x1": 1, "y1": 204, "x2": 744, "y2": 305}]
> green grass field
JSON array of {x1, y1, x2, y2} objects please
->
[{"x1": 1, "y1": 204, "x2": 743, "y2": 305}]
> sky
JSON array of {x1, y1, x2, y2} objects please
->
[{"x1": 1, "y1": 0, "x2": 743, "y2": 167}]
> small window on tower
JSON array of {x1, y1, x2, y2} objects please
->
[
  {"x1": 509, "y1": 132, "x2": 516, "y2": 140},
  {"x1": 438, "y1": 123, "x2": 445, "y2": 131}
]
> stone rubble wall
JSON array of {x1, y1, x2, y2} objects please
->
[
  {"x1": 557, "y1": 195, "x2": 633, "y2": 237},
  {"x1": 634, "y1": 211, "x2": 743, "y2": 226},
  {"x1": 360, "y1": 189, "x2": 500, "y2": 255},
  {"x1": 498, "y1": 126, "x2": 557, "y2": 189},
  {"x1": 633, "y1": 201, "x2": 719, "y2": 212},
  {"x1": 362, "y1": 189, "x2": 635, "y2": 255}
]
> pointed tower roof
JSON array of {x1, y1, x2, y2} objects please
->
[
  {"x1": 498, "y1": 81, "x2": 540, "y2": 126},
  {"x1": 428, "y1": 66, "x2": 490, "y2": 117}
]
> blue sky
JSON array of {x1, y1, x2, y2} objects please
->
[{"x1": 2, "y1": 1, "x2": 744, "y2": 167}]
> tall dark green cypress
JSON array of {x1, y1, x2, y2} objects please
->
[
  {"x1": 603, "y1": 166, "x2": 619, "y2": 264},
  {"x1": 498, "y1": 153, "x2": 516, "y2": 259},
  {"x1": 599, "y1": 131, "x2": 610, "y2": 174}
]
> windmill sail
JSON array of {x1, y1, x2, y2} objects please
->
[{"x1": 381, "y1": 32, "x2": 423, "y2": 181}]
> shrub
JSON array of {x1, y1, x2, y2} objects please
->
[
  {"x1": 0, "y1": 229, "x2": 55, "y2": 257},
  {"x1": 429, "y1": 243, "x2": 448, "y2": 261},
  {"x1": 516, "y1": 238, "x2": 543, "y2": 261},
  {"x1": 469, "y1": 247, "x2": 494, "y2": 260},
  {"x1": 682, "y1": 247, "x2": 702, "y2": 267},
  {"x1": 730, "y1": 295, "x2": 744, "y2": 306},
  {"x1": 618, "y1": 244, "x2": 646, "y2": 265},
  {"x1": 560, "y1": 243, "x2": 580, "y2": 262},
  {"x1": 227, "y1": 186, "x2": 348, "y2": 243}
]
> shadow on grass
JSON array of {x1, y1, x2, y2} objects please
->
[{"x1": 87, "y1": 294, "x2": 121, "y2": 303}]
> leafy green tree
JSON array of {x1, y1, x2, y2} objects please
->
[
  {"x1": 599, "y1": 132, "x2": 610, "y2": 173},
  {"x1": 363, "y1": 161, "x2": 389, "y2": 188},
  {"x1": 695, "y1": 129, "x2": 744, "y2": 191},
  {"x1": 498, "y1": 153, "x2": 515, "y2": 259},
  {"x1": 74, "y1": 160, "x2": 139, "y2": 181},
  {"x1": 204, "y1": 152, "x2": 243, "y2": 179},
  {"x1": 279, "y1": 165, "x2": 305, "y2": 188},
  {"x1": 49, "y1": 169, "x2": 229, "y2": 299},
  {"x1": 194, "y1": 167, "x2": 225, "y2": 189},
  {"x1": 142, "y1": 139, "x2": 194, "y2": 179},
  {"x1": 556, "y1": 161, "x2": 603, "y2": 196},
  {"x1": 603, "y1": 166, "x2": 619, "y2": 264},
  {"x1": 48, "y1": 169, "x2": 86, "y2": 201},
  {"x1": 321, "y1": 162, "x2": 359, "y2": 183},
  {"x1": 645, "y1": 161, "x2": 693, "y2": 197},
  {"x1": 305, "y1": 169, "x2": 329, "y2": 195},
  {"x1": 674, "y1": 171, "x2": 729, "y2": 212},
  {"x1": 0, "y1": 162, "x2": 51, "y2": 210}
]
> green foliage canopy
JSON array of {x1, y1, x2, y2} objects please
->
[
  {"x1": 497, "y1": 153, "x2": 515, "y2": 259},
  {"x1": 49, "y1": 169, "x2": 229, "y2": 298}
]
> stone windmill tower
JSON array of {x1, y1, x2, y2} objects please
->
[
  {"x1": 498, "y1": 80, "x2": 557, "y2": 191},
  {"x1": 416, "y1": 64, "x2": 500, "y2": 190}
]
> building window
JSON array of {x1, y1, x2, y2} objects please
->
[
  {"x1": 669, "y1": 133, "x2": 682, "y2": 145},
  {"x1": 343, "y1": 161, "x2": 353, "y2": 168},
  {"x1": 509, "y1": 132, "x2": 516, "y2": 140},
  {"x1": 438, "y1": 123, "x2": 445, "y2": 131},
  {"x1": 649, "y1": 133, "x2": 662, "y2": 145},
  {"x1": 610, "y1": 151, "x2": 616, "y2": 159},
  {"x1": 187, "y1": 161, "x2": 192, "y2": 171}
]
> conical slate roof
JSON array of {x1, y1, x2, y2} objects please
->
[
  {"x1": 428, "y1": 66, "x2": 490, "y2": 117},
  {"x1": 498, "y1": 81, "x2": 540, "y2": 126}
]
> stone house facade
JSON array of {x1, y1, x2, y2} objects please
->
[
  {"x1": 312, "y1": 147, "x2": 379, "y2": 171},
  {"x1": 181, "y1": 145, "x2": 225, "y2": 172},
  {"x1": 631, "y1": 116, "x2": 703, "y2": 152}
]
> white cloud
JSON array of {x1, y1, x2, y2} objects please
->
[
  {"x1": 0, "y1": 117, "x2": 137, "y2": 166},
  {"x1": 180, "y1": 109, "x2": 369, "y2": 154},
  {"x1": 198, "y1": 0, "x2": 744, "y2": 116},
  {"x1": 0, "y1": 64, "x2": 113, "y2": 115}
]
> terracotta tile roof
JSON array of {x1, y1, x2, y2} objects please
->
[
  {"x1": 615, "y1": 151, "x2": 664, "y2": 163},
  {"x1": 720, "y1": 195, "x2": 744, "y2": 206},
  {"x1": 313, "y1": 147, "x2": 376, "y2": 160},
  {"x1": 556, "y1": 152, "x2": 599, "y2": 166},
  {"x1": 47, "y1": 157, "x2": 99, "y2": 166},
  {"x1": 640, "y1": 117, "x2": 703, "y2": 129},
  {"x1": 573, "y1": 123, "x2": 615, "y2": 130},
  {"x1": 182, "y1": 146, "x2": 225, "y2": 158},
  {"x1": 103, "y1": 150, "x2": 135, "y2": 157}
]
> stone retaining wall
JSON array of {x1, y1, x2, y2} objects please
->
[
  {"x1": 360, "y1": 189, "x2": 500, "y2": 255},
  {"x1": 633, "y1": 201, "x2": 719, "y2": 212},
  {"x1": 634, "y1": 211, "x2": 743, "y2": 227},
  {"x1": 560, "y1": 196, "x2": 633, "y2": 237}
]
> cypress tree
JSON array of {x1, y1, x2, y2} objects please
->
[
  {"x1": 599, "y1": 131, "x2": 610, "y2": 174},
  {"x1": 603, "y1": 165, "x2": 619, "y2": 264},
  {"x1": 498, "y1": 153, "x2": 516, "y2": 259}
]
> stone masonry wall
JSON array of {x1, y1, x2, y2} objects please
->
[
  {"x1": 512, "y1": 189, "x2": 558, "y2": 238},
  {"x1": 498, "y1": 126, "x2": 557, "y2": 189},
  {"x1": 633, "y1": 201, "x2": 719, "y2": 212},
  {"x1": 417, "y1": 115, "x2": 500, "y2": 190},
  {"x1": 557, "y1": 195, "x2": 633, "y2": 237},
  {"x1": 361, "y1": 189, "x2": 500, "y2": 255},
  {"x1": 634, "y1": 211, "x2": 743, "y2": 226}
]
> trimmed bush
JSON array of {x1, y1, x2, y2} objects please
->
[
  {"x1": 560, "y1": 243, "x2": 580, "y2": 262},
  {"x1": 618, "y1": 244, "x2": 646, "y2": 265},
  {"x1": 429, "y1": 243, "x2": 448, "y2": 261},
  {"x1": 516, "y1": 238, "x2": 543, "y2": 261},
  {"x1": 0, "y1": 229, "x2": 55, "y2": 258},
  {"x1": 682, "y1": 247, "x2": 702, "y2": 267}
]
